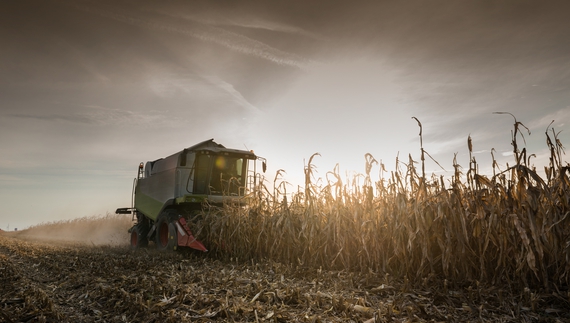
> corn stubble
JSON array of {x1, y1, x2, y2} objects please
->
[{"x1": 200, "y1": 116, "x2": 570, "y2": 292}]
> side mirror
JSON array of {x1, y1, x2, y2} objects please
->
[{"x1": 262, "y1": 161, "x2": 267, "y2": 173}]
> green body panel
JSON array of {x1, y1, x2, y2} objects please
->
[
  {"x1": 136, "y1": 189, "x2": 210, "y2": 220},
  {"x1": 134, "y1": 188, "x2": 164, "y2": 221}
]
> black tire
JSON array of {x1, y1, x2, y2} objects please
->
[
  {"x1": 130, "y1": 224, "x2": 149, "y2": 249},
  {"x1": 130, "y1": 212, "x2": 150, "y2": 249},
  {"x1": 155, "y1": 211, "x2": 178, "y2": 251}
]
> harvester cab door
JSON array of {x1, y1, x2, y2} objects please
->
[{"x1": 193, "y1": 153, "x2": 211, "y2": 194}]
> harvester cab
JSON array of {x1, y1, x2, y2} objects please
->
[{"x1": 116, "y1": 139, "x2": 266, "y2": 251}]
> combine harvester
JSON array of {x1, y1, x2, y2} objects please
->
[{"x1": 116, "y1": 139, "x2": 265, "y2": 251}]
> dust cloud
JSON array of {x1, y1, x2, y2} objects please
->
[{"x1": 6, "y1": 214, "x2": 133, "y2": 246}]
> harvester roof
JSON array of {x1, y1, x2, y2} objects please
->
[
  {"x1": 186, "y1": 139, "x2": 257, "y2": 158},
  {"x1": 147, "y1": 139, "x2": 257, "y2": 171}
]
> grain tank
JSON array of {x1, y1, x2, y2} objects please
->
[{"x1": 116, "y1": 139, "x2": 265, "y2": 251}]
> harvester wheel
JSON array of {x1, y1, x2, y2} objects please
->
[
  {"x1": 155, "y1": 213, "x2": 178, "y2": 251},
  {"x1": 130, "y1": 224, "x2": 149, "y2": 249}
]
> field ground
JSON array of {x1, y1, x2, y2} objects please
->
[{"x1": 1, "y1": 234, "x2": 568, "y2": 323}]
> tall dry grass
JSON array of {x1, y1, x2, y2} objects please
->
[{"x1": 198, "y1": 115, "x2": 570, "y2": 290}]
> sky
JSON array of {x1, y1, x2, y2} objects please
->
[{"x1": 2, "y1": 0, "x2": 570, "y2": 230}]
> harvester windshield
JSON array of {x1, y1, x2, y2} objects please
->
[{"x1": 194, "y1": 154, "x2": 249, "y2": 196}]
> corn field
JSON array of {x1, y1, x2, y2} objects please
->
[
  {"x1": 3, "y1": 116, "x2": 569, "y2": 322},
  {"x1": 199, "y1": 116, "x2": 570, "y2": 291}
]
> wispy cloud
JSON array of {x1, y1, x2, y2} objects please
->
[
  {"x1": 150, "y1": 9, "x2": 323, "y2": 40},
  {"x1": 219, "y1": 18, "x2": 322, "y2": 40},
  {"x1": 65, "y1": 2, "x2": 314, "y2": 70},
  {"x1": 528, "y1": 108, "x2": 570, "y2": 130},
  {"x1": 7, "y1": 106, "x2": 172, "y2": 127},
  {"x1": 79, "y1": 105, "x2": 170, "y2": 126},
  {"x1": 147, "y1": 74, "x2": 211, "y2": 98},
  {"x1": 202, "y1": 75, "x2": 261, "y2": 115},
  {"x1": 0, "y1": 174, "x2": 26, "y2": 183},
  {"x1": 7, "y1": 113, "x2": 93, "y2": 124},
  {"x1": 146, "y1": 72, "x2": 261, "y2": 115}
]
